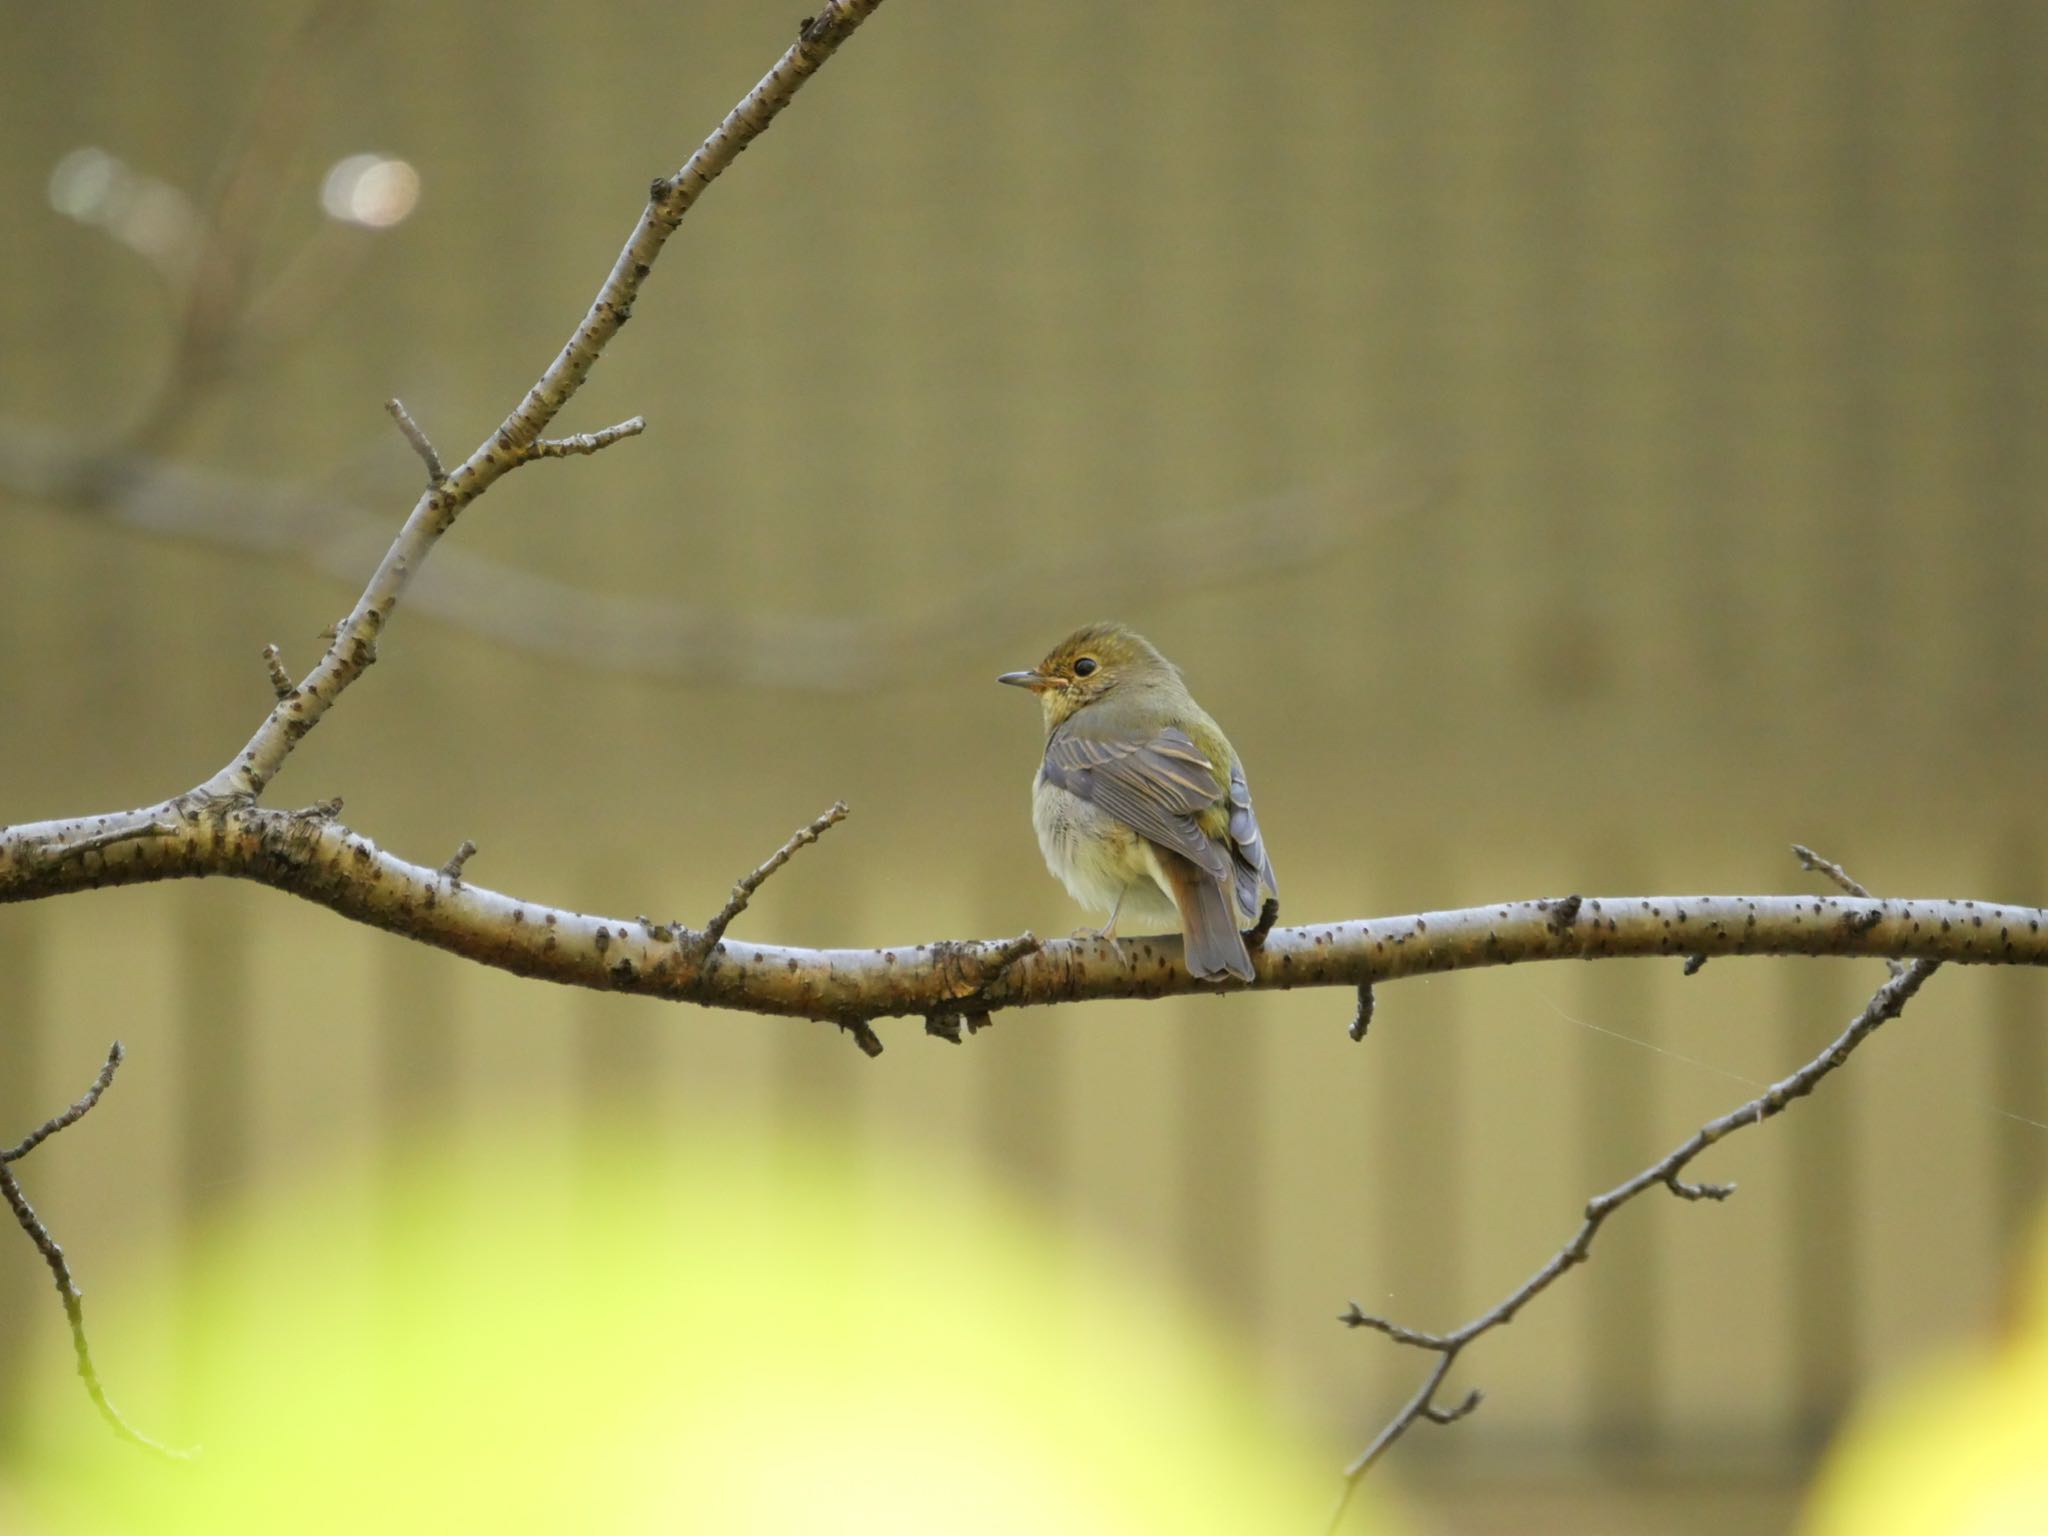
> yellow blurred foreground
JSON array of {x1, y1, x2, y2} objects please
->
[
  {"x1": 6, "y1": 1116, "x2": 1350, "y2": 1535},
  {"x1": 1803, "y1": 1207, "x2": 2048, "y2": 1536}
]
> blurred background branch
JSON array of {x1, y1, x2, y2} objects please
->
[
  {"x1": 0, "y1": 417, "x2": 1402, "y2": 689},
  {"x1": 0, "y1": 0, "x2": 1400, "y2": 690}
]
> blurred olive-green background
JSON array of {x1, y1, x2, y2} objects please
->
[{"x1": 3, "y1": 2, "x2": 2045, "y2": 1530}]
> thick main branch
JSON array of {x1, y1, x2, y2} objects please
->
[{"x1": 3, "y1": 805, "x2": 2040, "y2": 1031}]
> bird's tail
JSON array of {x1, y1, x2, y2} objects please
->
[{"x1": 1158, "y1": 850, "x2": 1255, "y2": 982}]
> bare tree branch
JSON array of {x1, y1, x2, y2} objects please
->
[
  {"x1": 2, "y1": 1043, "x2": 189, "y2": 1458},
  {"x1": 1323, "y1": 958, "x2": 1942, "y2": 1531},
  {"x1": 0, "y1": 812, "x2": 2030, "y2": 1039},
  {"x1": 3, "y1": 2, "x2": 2035, "y2": 1493},
  {"x1": 179, "y1": 0, "x2": 887, "y2": 806},
  {"x1": 3, "y1": 6, "x2": 898, "y2": 1458}
]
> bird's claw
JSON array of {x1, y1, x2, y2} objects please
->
[{"x1": 1070, "y1": 925, "x2": 1130, "y2": 968}]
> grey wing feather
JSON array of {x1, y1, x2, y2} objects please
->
[
  {"x1": 1041, "y1": 727, "x2": 1232, "y2": 884},
  {"x1": 1226, "y1": 760, "x2": 1279, "y2": 919}
]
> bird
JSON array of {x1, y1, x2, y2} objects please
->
[{"x1": 999, "y1": 622, "x2": 1278, "y2": 981}]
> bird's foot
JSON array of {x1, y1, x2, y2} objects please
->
[
  {"x1": 1244, "y1": 897, "x2": 1281, "y2": 948},
  {"x1": 1069, "y1": 924, "x2": 1130, "y2": 968}
]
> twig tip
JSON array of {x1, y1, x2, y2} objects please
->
[
  {"x1": 839, "y1": 1017, "x2": 884, "y2": 1058},
  {"x1": 260, "y1": 643, "x2": 293, "y2": 699},
  {"x1": 1348, "y1": 983, "x2": 1375, "y2": 1042},
  {"x1": 383, "y1": 397, "x2": 446, "y2": 485}
]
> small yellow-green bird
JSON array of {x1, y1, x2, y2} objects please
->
[{"x1": 1000, "y1": 622, "x2": 1279, "y2": 981}]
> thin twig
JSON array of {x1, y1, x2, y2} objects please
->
[
  {"x1": 521, "y1": 416, "x2": 646, "y2": 462},
  {"x1": 2, "y1": 1043, "x2": 191, "y2": 1458},
  {"x1": 1, "y1": 1042, "x2": 124, "y2": 1164},
  {"x1": 1791, "y1": 843, "x2": 1874, "y2": 900},
  {"x1": 383, "y1": 398, "x2": 445, "y2": 485},
  {"x1": 700, "y1": 802, "x2": 850, "y2": 951},
  {"x1": 1326, "y1": 958, "x2": 1941, "y2": 1531},
  {"x1": 440, "y1": 839, "x2": 477, "y2": 881}
]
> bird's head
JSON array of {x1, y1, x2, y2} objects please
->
[{"x1": 998, "y1": 622, "x2": 1178, "y2": 730}]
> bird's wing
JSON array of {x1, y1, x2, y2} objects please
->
[
  {"x1": 1040, "y1": 725, "x2": 1233, "y2": 885},
  {"x1": 1226, "y1": 759, "x2": 1279, "y2": 918}
]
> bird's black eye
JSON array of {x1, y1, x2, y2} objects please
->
[{"x1": 1072, "y1": 656, "x2": 1098, "y2": 677}]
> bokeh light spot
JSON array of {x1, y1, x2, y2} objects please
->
[{"x1": 319, "y1": 154, "x2": 420, "y2": 229}]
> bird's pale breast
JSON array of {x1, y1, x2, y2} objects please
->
[{"x1": 1030, "y1": 772, "x2": 1183, "y2": 929}]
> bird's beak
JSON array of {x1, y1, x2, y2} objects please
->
[{"x1": 998, "y1": 669, "x2": 1062, "y2": 692}]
